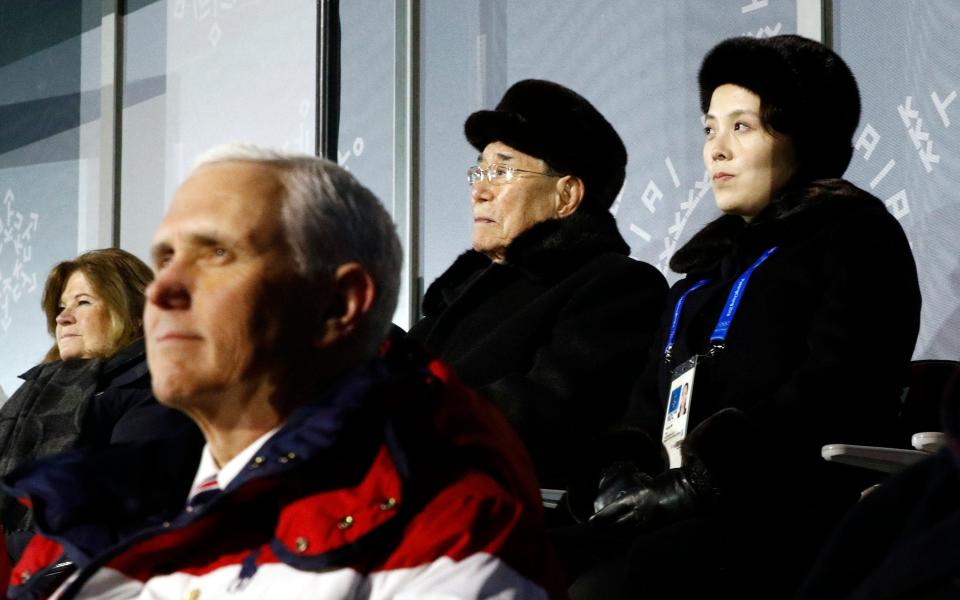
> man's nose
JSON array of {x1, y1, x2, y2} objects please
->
[
  {"x1": 147, "y1": 261, "x2": 191, "y2": 310},
  {"x1": 471, "y1": 179, "x2": 492, "y2": 204}
]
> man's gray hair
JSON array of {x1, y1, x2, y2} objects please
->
[{"x1": 195, "y1": 142, "x2": 402, "y2": 355}]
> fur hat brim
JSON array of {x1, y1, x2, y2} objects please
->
[
  {"x1": 463, "y1": 79, "x2": 627, "y2": 211},
  {"x1": 465, "y1": 110, "x2": 553, "y2": 165}
]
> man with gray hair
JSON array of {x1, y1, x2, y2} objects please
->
[{"x1": 4, "y1": 144, "x2": 565, "y2": 599}]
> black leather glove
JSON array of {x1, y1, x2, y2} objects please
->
[
  {"x1": 588, "y1": 464, "x2": 706, "y2": 531},
  {"x1": 591, "y1": 460, "x2": 653, "y2": 515},
  {"x1": 565, "y1": 429, "x2": 668, "y2": 523}
]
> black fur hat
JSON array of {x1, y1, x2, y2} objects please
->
[
  {"x1": 464, "y1": 79, "x2": 627, "y2": 212},
  {"x1": 698, "y1": 35, "x2": 861, "y2": 181}
]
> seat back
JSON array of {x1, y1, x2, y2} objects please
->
[
  {"x1": 822, "y1": 360, "x2": 960, "y2": 475},
  {"x1": 898, "y1": 360, "x2": 960, "y2": 442}
]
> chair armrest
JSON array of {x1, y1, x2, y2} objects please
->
[
  {"x1": 911, "y1": 431, "x2": 945, "y2": 452},
  {"x1": 541, "y1": 488, "x2": 565, "y2": 510},
  {"x1": 821, "y1": 444, "x2": 930, "y2": 474}
]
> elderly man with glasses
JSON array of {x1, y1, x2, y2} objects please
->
[{"x1": 408, "y1": 79, "x2": 667, "y2": 501}]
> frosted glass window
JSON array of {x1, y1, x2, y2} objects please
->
[
  {"x1": 121, "y1": 0, "x2": 317, "y2": 261},
  {"x1": 0, "y1": 2, "x2": 104, "y2": 394}
]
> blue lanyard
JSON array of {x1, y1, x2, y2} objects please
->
[
  {"x1": 663, "y1": 279, "x2": 709, "y2": 359},
  {"x1": 663, "y1": 246, "x2": 778, "y2": 361}
]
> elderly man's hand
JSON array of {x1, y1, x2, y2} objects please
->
[{"x1": 589, "y1": 467, "x2": 698, "y2": 531}]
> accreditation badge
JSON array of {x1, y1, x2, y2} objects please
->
[{"x1": 662, "y1": 355, "x2": 698, "y2": 468}]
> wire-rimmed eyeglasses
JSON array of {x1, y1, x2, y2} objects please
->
[{"x1": 466, "y1": 164, "x2": 559, "y2": 186}]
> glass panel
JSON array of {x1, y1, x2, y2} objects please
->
[
  {"x1": 835, "y1": 0, "x2": 960, "y2": 359},
  {"x1": 121, "y1": 0, "x2": 317, "y2": 262},
  {"x1": 0, "y1": 1, "x2": 104, "y2": 395},
  {"x1": 338, "y1": 0, "x2": 395, "y2": 215},
  {"x1": 337, "y1": 0, "x2": 402, "y2": 323}
]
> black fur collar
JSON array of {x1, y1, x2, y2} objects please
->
[
  {"x1": 669, "y1": 179, "x2": 881, "y2": 274},
  {"x1": 421, "y1": 210, "x2": 628, "y2": 315},
  {"x1": 504, "y1": 209, "x2": 629, "y2": 273}
]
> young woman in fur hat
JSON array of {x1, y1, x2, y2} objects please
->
[{"x1": 571, "y1": 35, "x2": 922, "y2": 598}]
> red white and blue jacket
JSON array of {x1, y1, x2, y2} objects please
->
[{"x1": 3, "y1": 341, "x2": 567, "y2": 599}]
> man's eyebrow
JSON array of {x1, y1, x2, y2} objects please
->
[
  {"x1": 150, "y1": 241, "x2": 173, "y2": 263},
  {"x1": 188, "y1": 232, "x2": 229, "y2": 248},
  {"x1": 479, "y1": 151, "x2": 515, "y2": 165},
  {"x1": 149, "y1": 231, "x2": 234, "y2": 263}
]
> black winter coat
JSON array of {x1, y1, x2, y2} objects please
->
[
  {"x1": 797, "y1": 448, "x2": 960, "y2": 600},
  {"x1": 568, "y1": 180, "x2": 922, "y2": 599},
  {"x1": 622, "y1": 179, "x2": 921, "y2": 506},
  {"x1": 0, "y1": 339, "x2": 201, "y2": 559},
  {"x1": 408, "y1": 210, "x2": 668, "y2": 489},
  {"x1": 798, "y1": 363, "x2": 960, "y2": 600}
]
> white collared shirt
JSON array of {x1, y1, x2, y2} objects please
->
[{"x1": 186, "y1": 425, "x2": 282, "y2": 502}]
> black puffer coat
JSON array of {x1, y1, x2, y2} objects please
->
[
  {"x1": 408, "y1": 210, "x2": 668, "y2": 488},
  {"x1": 0, "y1": 339, "x2": 201, "y2": 559},
  {"x1": 620, "y1": 179, "x2": 921, "y2": 506}
]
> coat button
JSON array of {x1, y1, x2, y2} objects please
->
[
  {"x1": 338, "y1": 515, "x2": 354, "y2": 530},
  {"x1": 249, "y1": 456, "x2": 266, "y2": 469},
  {"x1": 295, "y1": 537, "x2": 309, "y2": 553},
  {"x1": 19, "y1": 570, "x2": 30, "y2": 583},
  {"x1": 278, "y1": 452, "x2": 297, "y2": 464},
  {"x1": 379, "y1": 497, "x2": 397, "y2": 511}
]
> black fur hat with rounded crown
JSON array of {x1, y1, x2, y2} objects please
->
[
  {"x1": 698, "y1": 34, "x2": 861, "y2": 182},
  {"x1": 464, "y1": 79, "x2": 627, "y2": 212}
]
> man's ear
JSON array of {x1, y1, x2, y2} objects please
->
[
  {"x1": 313, "y1": 262, "x2": 377, "y2": 349},
  {"x1": 555, "y1": 175, "x2": 584, "y2": 218}
]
